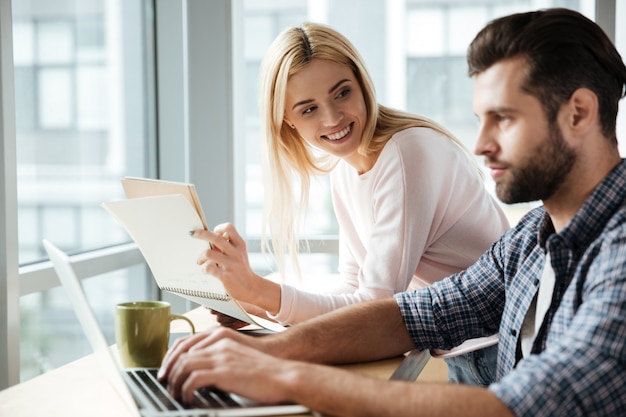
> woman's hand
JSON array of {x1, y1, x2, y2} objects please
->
[
  {"x1": 206, "y1": 300, "x2": 279, "y2": 330},
  {"x1": 206, "y1": 309, "x2": 249, "y2": 330},
  {"x1": 191, "y1": 223, "x2": 282, "y2": 315}
]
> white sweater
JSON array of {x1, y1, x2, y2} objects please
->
[{"x1": 272, "y1": 127, "x2": 510, "y2": 324}]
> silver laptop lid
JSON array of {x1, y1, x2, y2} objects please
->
[
  {"x1": 43, "y1": 239, "x2": 143, "y2": 416},
  {"x1": 43, "y1": 239, "x2": 309, "y2": 417}
]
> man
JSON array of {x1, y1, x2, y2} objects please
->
[{"x1": 158, "y1": 8, "x2": 626, "y2": 416}]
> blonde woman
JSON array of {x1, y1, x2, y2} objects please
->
[{"x1": 192, "y1": 22, "x2": 509, "y2": 385}]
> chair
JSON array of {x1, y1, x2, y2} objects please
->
[
  {"x1": 430, "y1": 334, "x2": 498, "y2": 359},
  {"x1": 390, "y1": 334, "x2": 499, "y2": 381}
]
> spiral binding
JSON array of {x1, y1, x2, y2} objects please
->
[{"x1": 162, "y1": 286, "x2": 231, "y2": 302}]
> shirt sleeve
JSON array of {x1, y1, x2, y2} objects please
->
[
  {"x1": 489, "y1": 230, "x2": 626, "y2": 417},
  {"x1": 394, "y1": 239, "x2": 506, "y2": 351}
]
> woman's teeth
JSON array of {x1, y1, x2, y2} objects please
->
[{"x1": 326, "y1": 125, "x2": 351, "y2": 141}]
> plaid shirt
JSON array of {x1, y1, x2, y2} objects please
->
[{"x1": 395, "y1": 159, "x2": 626, "y2": 416}]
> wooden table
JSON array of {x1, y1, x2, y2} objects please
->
[{"x1": 0, "y1": 307, "x2": 447, "y2": 417}]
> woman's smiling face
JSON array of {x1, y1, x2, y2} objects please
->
[{"x1": 283, "y1": 58, "x2": 369, "y2": 171}]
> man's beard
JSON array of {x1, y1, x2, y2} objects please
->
[{"x1": 492, "y1": 123, "x2": 577, "y2": 205}]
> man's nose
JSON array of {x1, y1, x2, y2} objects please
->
[{"x1": 473, "y1": 123, "x2": 498, "y2": 156}]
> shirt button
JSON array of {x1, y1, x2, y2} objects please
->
[
  {"x1": 533, "y1": 278, "x2": 540, "y2": 286},
  {"x1": 510, "y1": 328, "x2": 517, "y2": 337}
]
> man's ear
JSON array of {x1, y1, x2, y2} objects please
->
[{"x1": 567, "y1": 87, "x2": 598, "y2": 132}]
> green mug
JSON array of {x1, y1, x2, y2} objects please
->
[{"x1": 114, "y1": 300, "x2": 195, "y2": 368}]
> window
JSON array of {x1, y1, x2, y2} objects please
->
[
  {"x1": 13, "y1": 1, "x2": 154, "y2": 263},
  {"x1": 11, "y1": 0, "x2": 156, "y2": 381}
]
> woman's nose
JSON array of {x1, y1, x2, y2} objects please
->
[{"x1": 321, "y1": 103, "x2": 343, "y2": 126}]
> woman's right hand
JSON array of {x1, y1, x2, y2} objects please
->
[{"x1": 191, "y1": 223, "x2": 282, "y2": 316}]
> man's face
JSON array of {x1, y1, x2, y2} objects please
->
[{"x1": 472, "y1": 56, "x2": 576, "y2": 205}]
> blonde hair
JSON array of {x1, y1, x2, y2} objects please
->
[{"x1": 258, "y1": 22, "x2": 480, "y2": 280}]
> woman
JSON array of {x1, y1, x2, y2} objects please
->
[{"x1": 193, "y1": 22, "x2": 509, "y2": 385}]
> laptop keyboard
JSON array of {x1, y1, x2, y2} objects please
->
[{"x1": 126, "y1": 368, "x2": 245, "y2": 411}]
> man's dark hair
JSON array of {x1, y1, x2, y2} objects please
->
[{"x1": 467, "y1": 8, "x2": 626, "y2": 143}]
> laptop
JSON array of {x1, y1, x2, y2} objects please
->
[{"x1": 43, "y1": 239, "x2": 310, "y2": 417}]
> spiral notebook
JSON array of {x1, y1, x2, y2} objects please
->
[{"x1": 102, "y1": 178, "x2": 285, "y2": 333}]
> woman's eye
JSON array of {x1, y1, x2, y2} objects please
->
[
  {"x1": 302, "y1": 106, "x2": 316, "y2": 115},
  {"x1": 337, "y1": 88, "x2": 350, "y2": 98}
]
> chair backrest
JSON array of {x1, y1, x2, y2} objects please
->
[
  {"x1": 429, "y1": 334, "x2": 498, "y2": 359},
  {"x1": 389, "y1": 350, "x2": 431, "y2": 381}
]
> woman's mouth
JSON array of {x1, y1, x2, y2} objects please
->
[{"x1": 324, "y1": 124, "x2": 352, "y2": 141}]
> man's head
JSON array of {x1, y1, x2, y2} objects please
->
[
  {"x1": 468, "y1": 8, "x2": 626, "y2": 206},
  {"x1": 468, "y1": 8, "x2": 626, "y2": 144}
]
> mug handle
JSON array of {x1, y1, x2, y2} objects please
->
[{"x1": 170, "y1": 314, "x2": 196, "y2": 334}]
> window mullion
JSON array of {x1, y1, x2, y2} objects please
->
[{"x1": 0, "y1": 0, "x2": 20, "y2": 390}]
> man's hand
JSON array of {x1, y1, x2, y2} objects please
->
[
  {"x1": 159, "y1": 334, "x2": 299, "y2": 404},
  {"x1": 157, "y1": 326, "x2": 258, "y2": 381}
]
